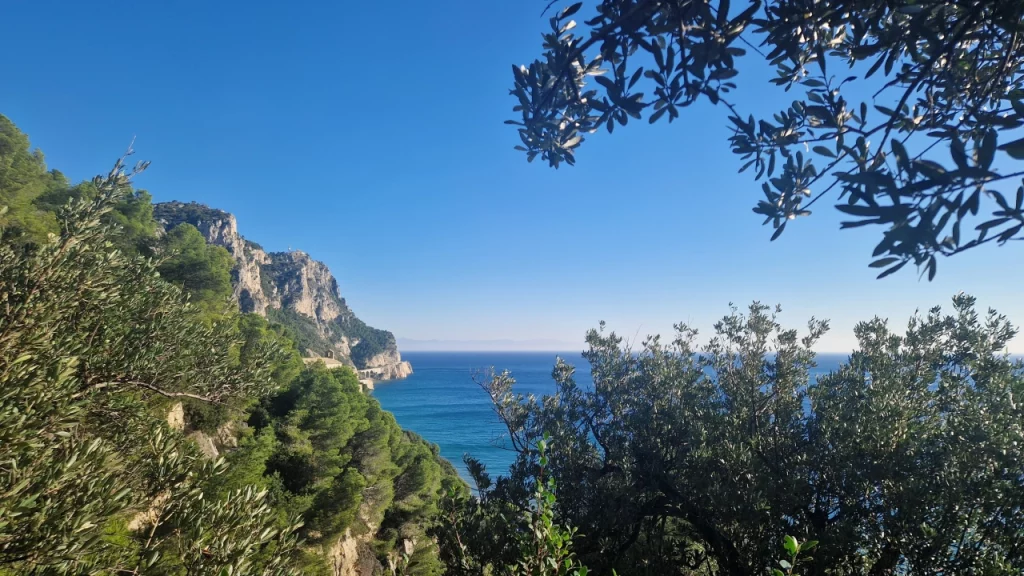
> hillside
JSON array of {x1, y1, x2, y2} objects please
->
[
  {"x1": 0, "y1": 114, "x2": 459, "y2": 576},
  {"x1": 153, "y1": 201, "x2": 412, "y2": 381}
]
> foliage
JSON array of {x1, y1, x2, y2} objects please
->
[
  {"x1": 774, "y1": 536, "x2": 816, "y2": 576},
  {"x1": 227, "y1": 364, "x2": 462, "y2": 573},
  {"x1": 239, "y1": 313, "x2": 305, "y2": 387},
  {"x1": 267, "y1": 306, "x2": 339, "y2": 359},
  {"x1": 1, "y1": 115, "x2": 158, "y2": 253},
  {"x1": 0, "y1": 114, "x2": 67, "y2": 243},
  {"x1": 157, "y1": 223, "x2": 235, "y2": 312},
  {"x1": 152, "y1": 200, "x2": 233, "y2": 235},
  {"x1": 344, "y1": 315, "x2": 400, "y2": 368},
  {"x1": 450, "y1": 295, "x2": 1024, "y2": 575},
  {"x1": 436, "y1": 436, "x2": 590, "y2": 576},
  {"x1": 0, "y1": 153, "x2": 302, "y2": 574},
  {"x1": 35, "y1": 179, "x2": 158, "y2": 256},
  {"x1": 0, "y1": 115, "x2": 458, "y2": 573},
  {"x1": 507, "y1": 1, "x2": 1024, "y2": 277}
]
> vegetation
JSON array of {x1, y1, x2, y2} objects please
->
[
  {"x1": 0, "y1": 117, "x2": 460, "y2": 574},
  {"x1": 157, "y1": 223, "x2": 235, "y2": 311},
  {"x1": 343, "y1": 315, "x2": 401, "y2": 368},
  {"x1": 7, "y1": 7, "x2": 1024, "y2": 566},
  {"x1": 227, "y1": 363, "x2": 463, "y2": 574},
  {"x1": 440, "y1": 295, "x2": 1024, "y2": 575},
  {"x1": 0, "y1": 115, "x2": 157, "y2": 254},
  {"x1": 262, "y1": 254, "x2": 400, "y2": 368},
  {"x1": 507, "y1": 0, "x2": 1024, "y2": 278},
  {"x1": 0, "y1": 153, "x2": 303, "y2": 573}
]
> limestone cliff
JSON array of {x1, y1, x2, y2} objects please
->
[{"x1": 153, "y1": 201, "x2": 411, "y2": 379}]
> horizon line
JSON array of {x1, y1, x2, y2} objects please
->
[{"x1": 399, "y1": 348, "x2": 860, "y2": 355}]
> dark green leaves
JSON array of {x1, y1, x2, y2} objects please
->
[
  {"x1": 507, "y1": 0, "x2": 1024, "y2": 278},
  {"x1": 460, "y1": 296, "x2": 1024, "y2": 575},
  {"x1": 998, "y1": 136, "x2": 1024, "y2": 159}
]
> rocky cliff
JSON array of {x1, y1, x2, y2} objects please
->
[{"x1": 153, "y1": 201, "x2": 412, "y2": 380}]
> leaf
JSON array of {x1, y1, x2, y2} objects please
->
[
  {"x1": 779, "y1": 560, "x2": 793, "y2": 569},
  {"x1": 593, "y1": 75, "x2": 618, "y2": 95},
  {"x1": 978, "y1": 130, "x2": 997, "y2": 169},
  {"x1": 870, "y1": 257, "x2": 899, "y2": 268},
  {"x1": 835, "y1": 204, "x2": 881, "y2": 217},
  {"x1": 710, "y1": 68, "x2": 739, "y2": 80},
  {"x1": 813, "y1": 146, "x2": 836, "y2": 158},
  {"x1": 628, "y1": 66, "x2": 644, "y2": 89},
  {"x1": 891, "y1": 140, "x2": 909, "y2": 171},
  {"x1": 997, "y1": 136, "x2": 1024, "y2": 159},
  {"x1": 951, "y1": 137, "x2": 968, "y2": 170},
  {"x1": 877, "y1": 259, "x2": 909, "y2": 279},
  {"x1": 783, "y1": 535, "x2": 799, "y2": 555},
  {"x1": 560, "y1": 2, "x2": 583, "y2": 18},
  {"x1": 771, "y1": 223, "x2": 787, "y2": 241}
]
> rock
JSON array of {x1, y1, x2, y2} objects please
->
[
  {"x1": 359, "y1": 378, "x2": 375, "y2": 391},
  {"x1": 153, "y1": 202, "x2": 410, "y2": 378},
  {"x1": 215, "y1": 421, "x2": 239, "y2": 450},
  {"x1": 127, "y1": 491, "x2": 170, "y2": 532},
  {"x1": 187, "y1": 421, "x2": 242, "y2": 460},
  {"x1": 189, "y1": 431, "x2": 219, "y2": 459},
  {"x1": 358, "y1": 360, "x2": 413, "y2": 382},
  {"x1": 327, "y1": 529, "x2": 384, "y2": 576},
  {"x1": 357, "y1": 349, "x2": 413, "y2": 381},
  {"x1": 166, "y1": 402, "x2": 184, "y2": 431},
  {"x1": 327, "y1": 530, "x2": 360, "y2": 576}
]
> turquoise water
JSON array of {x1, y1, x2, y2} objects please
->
[{"x1": 372, "y1": 351, "x2": 848, "y2": 482}]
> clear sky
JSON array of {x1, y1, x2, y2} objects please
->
[{"x1": 2, "y1": 0, "x2": 1020, "y2": 353}]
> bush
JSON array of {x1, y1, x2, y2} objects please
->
[{"x1": 452, "y1": 296, "x2": 1024, "y2": 575}]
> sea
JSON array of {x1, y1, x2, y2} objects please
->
[{"x1": 372, "y1": 351, "x2": 849, "y2": 483}]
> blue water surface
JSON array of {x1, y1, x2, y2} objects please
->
[{"x1": 372, "y1": 351, "x2": 848, "y2": 483}]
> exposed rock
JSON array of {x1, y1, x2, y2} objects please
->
[
  {"x1": 127, "y1": 491, "x2": 170, "y2": 532},
  {"x1": 358, "y1": 361, "x2": 413, "y2": 382},
  {"x1": 187, "y1": 421, "x2": 242, "y2": 460},
  {"x1": 328, "y1": 530, "x2": 382, "y2": 576},
  {"x1": 166, "y1": 402, "x2": 184, "y2": 432},
  {"x1": 153, "y1": 201, "x2": 412, "y2": 379},
  {"x1": 189, "y1": 431, "x2": 219, "y2": 459},
  {"x1": 215, "y1": 421, "x2": 239, "y2": 450},
  {"x1": 356, "y1": 349, "x2": 413, "y2": 382}
]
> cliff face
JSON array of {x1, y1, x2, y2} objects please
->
[{"x1": 153, "y1": 201, "x2": 411, "y2": 380}]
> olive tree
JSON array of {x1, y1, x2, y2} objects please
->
[
  {"x1": 0, "y1": 153, "x2": 302, "y2": 574},
  {"x1": 507, "y1": 0, "x2": 1024, "y2": 278},
  {"x1": 463, "y1": 295, "x2": 1024, "y2": 575}
]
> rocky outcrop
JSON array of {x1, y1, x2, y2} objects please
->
[
  {"x1": 327, "y1": 529, "x2": 381, "y2": 576},
  {"x1": 166, "y1": 402, "x2": 185, "y2": 432},
  {"x1": 188, "y1": 421, "x2": 241, "y2": 460},
  {"x1": 153, "y1": 202, "x2": 411, "y2": 380}
]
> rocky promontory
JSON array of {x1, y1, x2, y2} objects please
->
[{"x1": 153, "y1": 201, "x2": 411, "y2": 382}]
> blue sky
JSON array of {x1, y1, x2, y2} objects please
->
[{"x1": 2, "y1": 0, "x2": 1021, "y2": 353}]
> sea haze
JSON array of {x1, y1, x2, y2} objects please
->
[{"x1": 372, "y1": 351, "x2": 849, "y2": 483}]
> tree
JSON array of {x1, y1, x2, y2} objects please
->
[
  {"x1": 35, "y1": 180, "x2": 159, "y2": 255},
  {"x1": 435, "y1": 437, "x2": 592, "y2": 576},
  {"x1": 455, "y1": 295, "x2": 1024, "y2": 575},
  {"x1": 507, "y1": 1, "x2": 1024, "y2": 278},
  {"x1": 0, "y1": 153, "x2": 303, "y2": 574},
  {"x1": 157, "y1": 222, "x2": 235, "y2": 310},
  {"x1": 0, "y1": 114, "x2": 67, "y2": 242}
]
